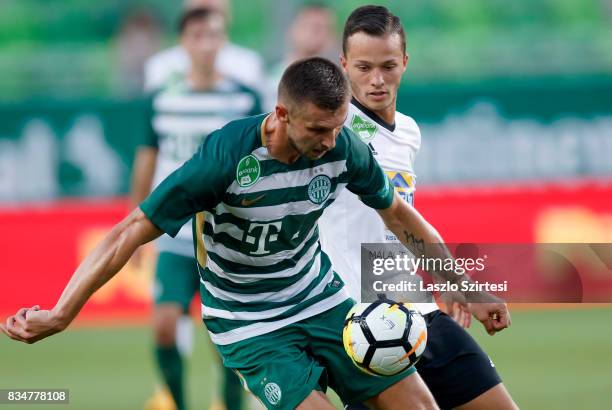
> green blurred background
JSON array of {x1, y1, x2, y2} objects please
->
[{"x1": 1, "y1": 0, "x2": 612, "y2": 99}]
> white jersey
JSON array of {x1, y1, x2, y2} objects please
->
[
  {"x1": 319, "y1": 99, "x2": 438, "y2": 314},
  {"x1": 144, "y1": 43, "x2": 265, "y2": 93}
]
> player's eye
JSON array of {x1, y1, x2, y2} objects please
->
[
  {"x1": 356, "y1": 65, "x2": 369, "y2": 71},
  {"x1": 385, "y1": 65, "x2": 397, "y2": 70},
  {"x1": 307, "y1": 127, "x2": 327, "y2": 133}
]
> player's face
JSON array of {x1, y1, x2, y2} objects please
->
[
  {"x1": 290, "y1": 8, "x2": 335, "y2": 56},
  {"x1": 280, "y1": 101, "x2": 348, "y2": 160},
  {"x1": 341, "y1": 32, "x2": 407, "y2": 114},
  {"x1": 181, "y1": 14, "x2": 226, "y2": 70}
]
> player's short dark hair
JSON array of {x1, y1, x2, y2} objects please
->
[
  {"x1": 178, "y1": 7, "x2": 217, "y2": 34},
  {"x1": 278, "y1": 57, "x2": 349, "y2": 112},
  {"x1": 342, "y1": 5, "x2": 406, "y2": 55}
]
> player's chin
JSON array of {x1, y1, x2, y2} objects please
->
[{"x1": 367, "y1": 96, "x2": 390, "y2": 109}]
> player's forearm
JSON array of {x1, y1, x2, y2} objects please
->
[
  {"x1": 52, "y1": 209, "x2": 161, "y2": 328},
  {"x1": 379, "y1": 194, "x2": 472, "y2": 287}
]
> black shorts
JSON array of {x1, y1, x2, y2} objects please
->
[{"x1": 346, "y1": 310, "x2": 502, "y2": 410}]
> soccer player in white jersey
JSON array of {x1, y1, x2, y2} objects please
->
[
  {"x1": 2, "y1": 57, "x2": 511, "y2": 410},
  {"x1": 319, "y1": 6, "x2": 518, "y2": 410},
  {"x1": 145, "y1": 0, "x2": 265, "y2": 93},
  {"x1": 132, "y1": 8, "x2": 261, "y2": 410}
]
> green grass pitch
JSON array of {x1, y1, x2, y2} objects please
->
[{"x1": 1, "y1": 307, "x2": 611, "y2": 409}]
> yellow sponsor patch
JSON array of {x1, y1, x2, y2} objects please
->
[{"x1": 385, "y1": 171, "x2": 415, "y2": 204}]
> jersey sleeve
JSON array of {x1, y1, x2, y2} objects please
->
[
  {"x1": 344, "y1": 130, "x2": 395, "y2": 210},
  {"x1": 139, "y1": 130, "x2": 233, "y2": 236}
]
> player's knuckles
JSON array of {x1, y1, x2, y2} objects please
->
[{"x1": 15, "y1": 315, "x2": 27, "y2": 327}]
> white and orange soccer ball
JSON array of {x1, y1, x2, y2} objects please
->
[{"x1": 343, "y1": 300, "x2": 427, "y2": 376}]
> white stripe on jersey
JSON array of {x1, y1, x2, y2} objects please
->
[
  {"x1": 214, "y1": 186, "x2": 346, "y2": 221},
  {"x1": 201, "y1": 254, "x2": 322, "y2": 303},
  {"x1": 204, "y1": 212, "x2": 245, "y2": 242},
  {"x1": 205, "y1": 288, "x2": 349, "y2": 345},
  {"x1": 205, "y1": 239, "x2": 320, "y2": 283},
  {"x1": 153, "y1": 115, "x2": 228, "y2": 135},
  {"x1": 154, "y1": 93, "x2": 256, "y2": 113},
  {"x1": 226, "y1": 159, "x2": 348, "y2": 195}
]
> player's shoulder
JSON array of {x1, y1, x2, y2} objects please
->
[
  {"x1": 394, "y1": 111, "x2": 420, "y2": 134},
  {"x1": 216, "y1": 77, "x2": 261, "y2": 100},
  {"x1": 192, "y1": 114, "x2": 267, "y2": 176},
  {"x1": 146, "y1": 45, "x2": 186, "y2": 69},
  {"x1": 211, "y1": 114, "x2": 267, "y2": 154},
  {"x1": 333, "y1": 125, "x2": 366, "y2": 159},
  {"x1": 144, "y1": 46, "x2": 188, "y2": 91},
  {"x1": 145, "y1": 77, "x2": 190, "y2": 109},
  {"x1": 151, "y1": 74, "x2": 189, "y2": 95}
]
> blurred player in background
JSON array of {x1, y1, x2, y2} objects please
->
[
  {"x1": 264, "y1": 2, "x2": 338, "y2": 109},
  {"x1": 318, "y1": 6, "x2": 518, "y2": 410},
  {"x1": 115, "y1": 8, "x2": 162, "y2": 95},
  {"x1": 145, "y1": 0, "x2": 265, "y2": 93},
  {"x1": 131, "y1": 8, "x2": 262, "y2": 410}
]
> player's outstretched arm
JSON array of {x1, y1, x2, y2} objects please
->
[
  {"x1": 0, "y1": 208, "x2": 163, "y2": 344},
  {"x1": 377, "y1": 193, "x2": 511, "y2": 335}
]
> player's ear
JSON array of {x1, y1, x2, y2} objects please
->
[
  {"x1": 275, "y1": 104, "x2": 289, "y2": 123},
  {"x1": 402, "y1": 52, "x2": 409, "y2": 72},
  {"x1": 340, "y1": 54, "x2": 348, "y2": 72}
]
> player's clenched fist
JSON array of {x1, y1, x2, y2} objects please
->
[
  {"x1": 469, "y1": 300, "x2": 512, "y2": 336},
  {"x1": 0, "y1": 306, "x2": 65, "y2": 344}
]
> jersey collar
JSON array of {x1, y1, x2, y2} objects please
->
[{"x1": 351, "y1": 97, "x2": 396, "y2": 132}]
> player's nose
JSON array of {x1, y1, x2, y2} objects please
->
[
  {"x1": 320, "y1": 132, "x2": 336, "y2": 151},
  {"x1": 370, "y1": 69, "x2": 385, "y2": 87}
]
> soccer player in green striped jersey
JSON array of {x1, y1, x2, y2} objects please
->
[
  {"x1": 2, "y1": 57, "x2": 508, "y2": 409},
  {"x1": 132, "y1": 8, "x2": 261, "y2": 410}
]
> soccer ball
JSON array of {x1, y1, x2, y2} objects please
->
[{"x1": 342, "y1": 300, "x2": 427, "y2": 376}]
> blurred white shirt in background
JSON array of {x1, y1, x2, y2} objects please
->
[{"x1": 144, "y1": 43, "x2": 265, "y2": 92}]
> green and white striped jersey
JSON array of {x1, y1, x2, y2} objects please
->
[
  {"x1": 143, "y1": 77, "x2": 261, "y2": 256},
  {"x1": 140, "y1": 114, "x2": 394, "y2": 345}
]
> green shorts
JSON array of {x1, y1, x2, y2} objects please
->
[
  {"x1": 216, "y1": 298, "x2": 416, "y2": 409},
  {"x1": 153, "y1": 251, "x2": 200, "y2": 312}
]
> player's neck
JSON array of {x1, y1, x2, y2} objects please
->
[
  {"x1": 352, "y1": 96, "x2": 396, "y2": 127},
  {"x1": 375, "y1": 106, "x2": 396, "y2": 125},
  {"x1": 188, "y1": 67, "x2": 220, "y2": 91},
  {"x1": 263, "y1": 114, "x2": 300, "y2": 164}
]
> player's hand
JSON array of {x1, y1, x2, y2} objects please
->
[
  {"x1": 439, "y1": 291, "x2": 472, "y2": 328},
  {"x1": 469, "y1": 294, "x2": 511, "y2": 335},
  {"x1": 0, "y1": 306, "x2": 65, "y2": 344}
]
